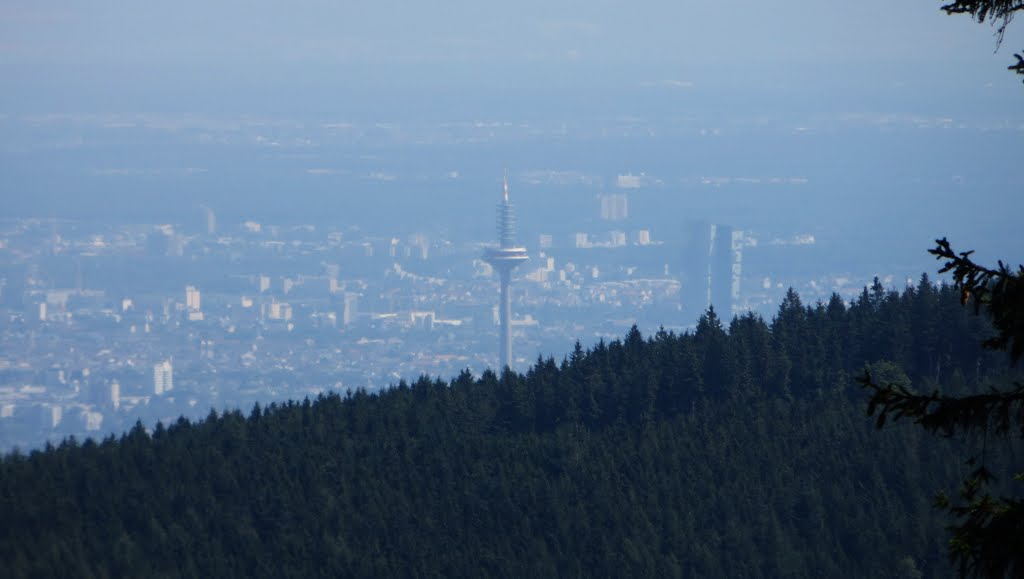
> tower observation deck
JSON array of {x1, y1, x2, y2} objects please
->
[{"x1": 482, "y1": 176, "x2": 528, "y2": 371}]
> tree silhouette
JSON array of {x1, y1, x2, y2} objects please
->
[
  {"x1": 941, "y1": 0, "x2": 1024, "y2": 81},
  {"x1": 863, "y1": 238, "x2": 1024, "y2": 578}
]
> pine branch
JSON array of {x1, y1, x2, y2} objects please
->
[
  {"x1": 945, "y1": 488, "x2": 1024, "y2": 578},
  {"x1": 1011, "y1": 52, "x2": 1024, "y2": 81},
  {"x1": 861, "y1": 371, "x2": 1024, "y2": 437},
  {"x1": 930, "y1": 238, "x2": 1024, "y2": 364},
  {"x1": 941, "y1": 0, "x2": 1024, "y2": 46}
]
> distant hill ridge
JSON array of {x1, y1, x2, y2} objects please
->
[{"x1": 0, "y1": 278, "x2": 1008, "y2": 577}]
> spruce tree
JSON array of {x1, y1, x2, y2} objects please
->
[{"x1": 863, "y1": 238, "x2": 1024, "y2": 578}]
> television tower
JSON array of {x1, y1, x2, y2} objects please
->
[{"x1": 483, "y1": 174, "x2": 528, "y2": 371}]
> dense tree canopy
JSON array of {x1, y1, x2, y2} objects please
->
[
  {"x1": 864, "y1": 239, "x2": 1024, "y2": 578},
  {"x1": 1, "y1": 279, "x2": 1015, "y2": 577}
]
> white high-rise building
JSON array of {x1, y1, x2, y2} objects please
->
[
  {"x1": 201, "y1": 205, "x2": 216, "y2": 235},
  {"x1": 268, "y1": 302, "x2": 292, "y2": 321},
  {"x1": 153, "y1": 360, "x2": 173, "y2": 395},
  {"x1": 343, "y1": 292, "x2": 359, "y2": 326},
  {"x1": 185, "y1": 286, "x2": 201, "y2": 311},
  {"x1": 42, "y1": 404, "x2": 62, "y2": 429},
  {"x1": 600, "y1": 194, "x2": 629, "y2": 221}
]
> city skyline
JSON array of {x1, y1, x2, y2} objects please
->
[
  {"x1": 0, "y1": 2, "x2": 1021, "y2": 454},
  {"x1": 0, "y1": 199, "x2": 1013, "y2": 452}
]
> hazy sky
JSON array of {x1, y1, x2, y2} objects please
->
[
  {"x1": 1, "y1": 1, "x2": 1019, "y2": 70},
  {"x1": 1, "y1": 2, "x2": 1021, "y2": 267}
]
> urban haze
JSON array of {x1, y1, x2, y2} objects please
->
[{"x1": 0, "y1": 1, "x2": 1021, "y2": 451}]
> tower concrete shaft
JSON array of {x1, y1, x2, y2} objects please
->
[{"x1": 498, "y1": 268, "x2": 512, "y2": 371}]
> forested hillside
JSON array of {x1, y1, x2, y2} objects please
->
[{"x1": 1, "y1": 277, "x2": 1014, "y2": 577}]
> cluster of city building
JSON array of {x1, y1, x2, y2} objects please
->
[{"x1": 0, "y1": 192, "x2": 893, "y2": 450}]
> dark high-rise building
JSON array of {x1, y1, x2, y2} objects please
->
[
  {"x1": 681, "y1": 221, "x2": 713, "y2": 317},
  {"x1": 681, "y1": 222, "x2": 742, "y2": 319},
  {"x1": 482, "y1": 176, "x2": 528, "y2": 371},
  {"x1": 1, "y1": 269, "x2": 26, "y2": 312},
  {"x1": 710, "y1": 225, "x2": 738, "y2": 315}
]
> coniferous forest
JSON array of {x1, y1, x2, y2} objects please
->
[{"x1": 1, "y1": 277, "x2": 1018, "y2": 578}]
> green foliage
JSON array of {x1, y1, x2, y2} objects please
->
[
  {"x1": 864, "y1": 239, "x2": 1024, "y2": 578},
  {"x1": 932, "y1": 238, "x2": 1024, "y2": 365},
  {"x1": 0, "y1": 280, "x2": 1007, "y2": 577}
]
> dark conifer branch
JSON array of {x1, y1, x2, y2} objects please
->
[
  {"x1": 929, "y1": 238, "x2": 1024, "y2": 364},
  {"x1": 863, "y1": 373, "x2": 1024, "y2": 436},
  {"x1": 1011, "y1": 52, "x2": 1024, "y2": 80},
  {"x1": 940, "y1": 1, "x2": 1024, "y2": 79},
  {"x1": 941, "y1": 0, "x2": 1024, "y2": 45},
  {"x1": 867, "y1": 240, "x2": 1024, "y2": 578}
]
